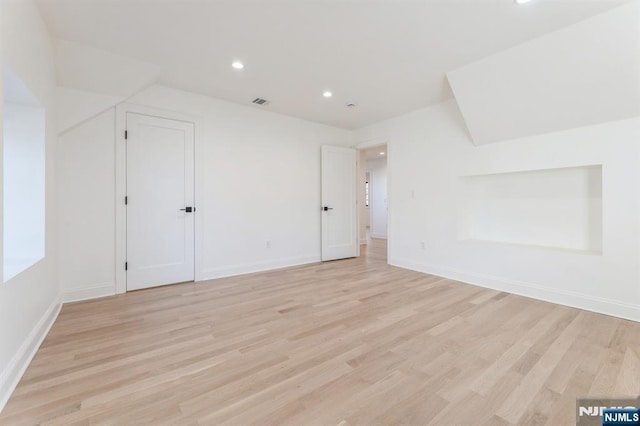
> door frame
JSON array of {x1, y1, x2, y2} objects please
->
[
  {"x1": 321, "y1": 145, "x2": 359, "y2": 261},
  {"x1": 115, "y1": 103, "x2": 203, "y2": 294},
  {"x1": 355, "y1": 137, "x2": 390, "y2": 261}
]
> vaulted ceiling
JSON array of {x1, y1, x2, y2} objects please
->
[{"x1": 36, "y1": 0, "x2": 628, "y2": 129}]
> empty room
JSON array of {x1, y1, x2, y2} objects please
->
[{"x1": 1, "y1": 0, "x2": 639, "y2": 424}]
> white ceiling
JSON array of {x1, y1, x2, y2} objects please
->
[
  {"x1": 448, "y1": 2, "x2": 640, "y2": 145},
  {"x1": 36, "y1": 0, "x2": 628, "y2": 130}
]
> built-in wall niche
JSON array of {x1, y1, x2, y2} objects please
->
[
  {"x1": 458, "y1": 165, "x2": 603, "y2": 254},
  {"x1": 3, "y1": 66, "x2": 46, "y2": 282}
]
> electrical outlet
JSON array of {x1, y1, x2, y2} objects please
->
[
  {"x1": 266, "y1": 240, "x2": 271, "y2": 248},
  {"x1": 420, "y1": 241, "x2": 426, "y2": 250}
]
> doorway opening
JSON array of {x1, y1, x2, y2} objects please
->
[{"x1": 358, "y1": 144, "x2": 388, "y2": 256}]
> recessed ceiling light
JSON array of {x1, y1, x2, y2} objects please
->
[
  {"x1": 514, "y1": 0, "x2": 532, "y2": 4},
  {"x1": 232, "y1": 61, "x2": 244, "y2": 70},
  {"x1": 323, "y1": 91, "x2": 333, "y2": 98},
  {"x1": 379, "y1": 152, "x2": 385, "y2": 155}
]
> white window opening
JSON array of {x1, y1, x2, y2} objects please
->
[{"x1": 3, "y1": 66, "x2": 46, "y2": 282}]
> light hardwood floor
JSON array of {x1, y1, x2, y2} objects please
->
[{"x1": 2, "y1": 239, "x2": 639, "y2": 425}]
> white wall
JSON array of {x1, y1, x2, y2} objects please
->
[
  {"x1": 352, "y1": 3, "x2": 640, "y2": 321},
  {"x1": 367, "y1": 158, "x2": 387, "y2": 239},
  {"x1": 58, "y1": 108, "x2": 115, "y2": 301},
  {"x1": 0, "y1": 0, "x2": 60, "y2": 411},
  {"x1": 354, "y1": 99, "x2": 640, "y2": 321},
  {"x1": 58, "y1": 85, "x2": 351, "y2": 301}
]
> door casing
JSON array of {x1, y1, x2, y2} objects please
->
[
  {"x1": 125, "y1": 112, "x2": 195, "y2": 290},
  {"x1": 115, "y1": 103, "x2": 203, "y2": 294}
]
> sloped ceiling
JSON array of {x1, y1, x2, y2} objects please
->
[
  {"x1": 54, "y1": 40, "x2": 160, "y2": 133},
  {"x1": 36, "y1": 0, "x2": 629, "y2": 130},
  {"x1": 56, "y1": 87, "x2": 123, "y2": 134},
  {"x1": 55, "y1": 40, "x2": 159, "y2": 98},
  {"x1": 447, "y1": 2, "x2": 640, "y2": 145}
]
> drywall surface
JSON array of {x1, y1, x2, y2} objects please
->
[
  {"x1": 57, "y1": 108, "x2": 116, "y2": 301},
  {"x1": 56, "y1": 87, "x2": 122, "y2": 134},
  {"x1": 354, "y1": 99, "x2": 640, "y2": 321},
  {"x1": 0, "y1": 0, "x2": 60, "y2": 411},
  {"x1": 57, "y1": 85, "x2": 351, "y2": 300}
]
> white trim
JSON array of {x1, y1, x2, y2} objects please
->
[
  {"x1": 0, "y1": 296, "x2": 62, "y2": 412},
  {"x1": 62, "y1": 283, "x2": 115, "y2": 303},
  {"x1": 115, "y1": 104, "x2": 126, "y2": 294},
  {"x1": 359, "y1": 238, "x2": 368, "y2": 245},
  {"x1": 200, "y1": 256, "x2": 320, "y2": 281},
  {"x1": 390, "y1": 257, "x2": 640, "y2": 323},
  {"x1": 115, "y1": 103, "x2": 204, "y2": 294},
  {"x1": 386, "y1": 144, "x2": 391, "y2": 263}
]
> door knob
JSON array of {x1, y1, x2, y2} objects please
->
[
  {"x1": 323, "y1": 206, "x2": 333, "y2": 211},
  {"x1": 180, "y1": 207, "x2": 194, "y2": 213}
]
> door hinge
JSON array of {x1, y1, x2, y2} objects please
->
[
  {"x1": 125, "y1": 130, "x2": 128, "y2": 140},
  {"x1": 125, "y1": 196, "x2": 128, "y2": 205},
  {"x1": 125, "y1": 262, "x2": 128, "y2": 271}
]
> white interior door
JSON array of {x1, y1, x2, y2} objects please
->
[
  {"x1": 126, "y1": 112, "x2": 195, "y2": 291},
  {"x1": 321, "y1": 145, "x2": 358, "y2": 261}
]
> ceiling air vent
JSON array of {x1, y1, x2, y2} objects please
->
[{"x1": 252, "y1": 98, "x2": 269, "y2": 105}]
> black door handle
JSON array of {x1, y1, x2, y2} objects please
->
[
  {"x1": 323, "y1": 206, "x2": 333, "y2": 211},
  {"x1": 180, "y1": 207, "x2": 194, "y2": 213}
]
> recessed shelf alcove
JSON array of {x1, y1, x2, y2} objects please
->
[{"x1": 458, "y1": 165, "x2": 603, "y2": 254}]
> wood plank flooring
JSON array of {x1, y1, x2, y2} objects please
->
[{"x1": 2, "y1": 239, "x2": 639, "y2": 425}]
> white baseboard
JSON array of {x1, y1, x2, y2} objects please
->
[
  {"x1": 62, "y1": 283, "x2": 115, "y2": 303},
  {"x1": 0, "y1": 296, "x2": 62, "y2": 412},
  {"x1": 390, "y1": 257, "x2": 640, "y2": 323},
  {"x1": 199, "y1": 255, "x2": 321, "y2": 281}
]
